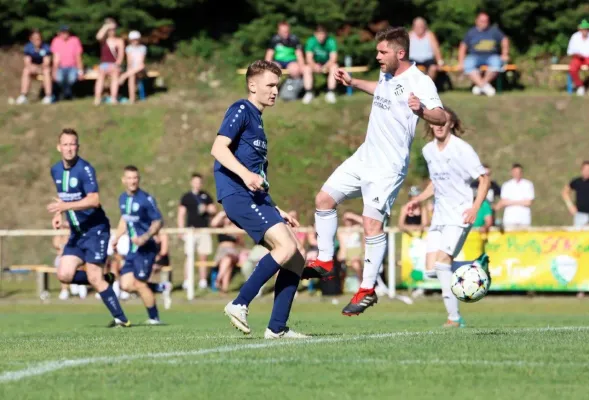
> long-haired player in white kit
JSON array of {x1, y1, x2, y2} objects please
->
[
  {"x1": 301, "y1": 27, "x2": 447, "y2": 316},
  {"x1": 405, "y1": 108, "x2": 491, "y2": 327}
]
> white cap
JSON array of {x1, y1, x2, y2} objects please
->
[{"x1": 128, "y1": 30, "x2": 141, "y2": 40}]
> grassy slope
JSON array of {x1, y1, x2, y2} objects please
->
[{"x1": 1, "y1": 57, "x2": 588, "y2": 264}]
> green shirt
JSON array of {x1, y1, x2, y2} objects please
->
[
  {"x1": 473, "y1": 200, "x2": 493, "y2": 228},
  {"x1": 304, "y1": 35, "x2": 337, "y2": 64}
]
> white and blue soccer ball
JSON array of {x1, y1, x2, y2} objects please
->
[{"x1": 451, "y1": 264, "x2": 490, "y2": 303}]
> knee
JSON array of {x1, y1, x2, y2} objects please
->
[
  {"x1": 56, "y1": 269, "x2": 73, "y2": 283},
  {"x1": 290, "y1": 64, "x2": 302, "y2": 77},
  {"x1": 328, "y1": 64, "x2": 338, "y2": 74},
  {"x1": 315, "y1": 191, "x2": 336, "y2": 210},
  {"x1": 275, "y1": 239, "x2": 298, "y2": 265},
  {"x1": 120, "y1": 278, "x2": 134, "y2": 292},
  {"x1": 363, "y1": 215, "x2": 384, "y2": 237}
]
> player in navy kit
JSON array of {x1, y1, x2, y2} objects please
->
[
  {"x1": 211, "y1": 60, "x2": 308, "y2": 339},
  {"x1": 47, "y1": 128, "x2": 130, "y2": 327},
  {"x1": 112, "y1": 165, "x2": 172, "y2": 324}
]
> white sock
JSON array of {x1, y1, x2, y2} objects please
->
[
  {"x1": 360, "y1": 233, "x2": 387, "y2": 289},
  {"x1": 435, "y1": 262, "x2": 460, "y2": 321},
  {"x1": 315, "y1": 209, "x2": 338, "y2": 261}
]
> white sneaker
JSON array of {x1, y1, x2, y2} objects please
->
[
  {"x1": 471, "y1": 86, "x2": 482, "y2": 95},
  {"x1": 325, "y1": 91, "x2": 336, "y2": 104},
  {"x1": 58, "y1": 289, "x2": 69, "y2": 300},
  {"x1": 78, "y1": 285, "x2": 88, "y2": 299},
  {"x1": 41, "y1": 96, "x2": 52, "y2": 104},
  {"x1": 302, "y1": 92, "x2": 314, "y2": 104},
  {"x1": 264, "y1": 327, "x2": 310, "y2": 339},
  {"x1": 224, "y1": 302, "x2": 251, "y2": 334},
  {"x1": 182, "y1": 280, "x2": 189, "y2": 290},
  {"x1": 69, "y1": 284, "x2": 80, "y2": 296},
  {"x1": 576, "y1": 86, "x2": 586, "y2": 96},
  {"x1": 120, "y1": 291, "x2": 130, "y2": 301},
  {"x1": 146, "y1": 318, "x2": 164, "y2": 325},
  {"x1": 16, "y1": 95, "x2": 27, "y2": 105},
  {"x1": 482, "y1": 84, "x2": 496, "y2": 97},
  {"x1": 198, "y1": 279, "x2": 208, "y2": 290},
  {"x1": 162, "y1": 281, "x2": 172, "y2": 310}
]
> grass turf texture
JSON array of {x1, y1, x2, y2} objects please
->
[{"x1": 1, "y1": 297, "x2": 588, "y2": 399}]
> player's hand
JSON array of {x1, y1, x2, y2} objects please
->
[
  {"x1": 463, "y1": 207, "x2": 479, "y2": 224},
  {"x1": 47, "y1": 198, "x2": 68, "y2": 214},
  {"x1": 242, "y1": 171, "x2": 265, "y2": 192},
  {"x1": 52, "y1": 213, "x2": 62, "y2": 230},
  {"x1": 408, "y1": 92, "x2": 423, "y2": 113},
  {"x1": 334, "y1": 68, "x2": 352, "y2": 86},
  {"x1": 404, "y1": 200, "x2": 420, "y2": 216},
  {"x1": 131, "y1": 235, "x2": 148, "y2": 247},
  {"x1": 278, "y1": 208, "x2": 300, "y2": 228}
]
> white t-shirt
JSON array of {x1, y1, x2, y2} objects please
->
[
  {"x1": 422, "y1": 135, "x2": 486, "y2": 226},
  {"x1": 354, "y1": 64, "x2": 443, "y2": 175},
  {"x1": 501, "y1": 178, "x2": 534, "y2": 226},
  {"x1": 126, "y1": 44, "x2": 147, "y2": 68},
  {"x1": 567, "y1": 31, "x2": 589, "y2": 57}
]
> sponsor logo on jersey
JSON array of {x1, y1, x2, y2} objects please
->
[
  {"x1": 69, "y1": 177, "x2": 78, "y2": 188},
  {"x1": 132, "y1": 202, "x2": 140, "y2": 212},
  {"x1": 373, "y1": 95, "x2": 391, "y2": 111},
  {"x1": 394, "y1": 84, "x2": 404, "y2": 96}
]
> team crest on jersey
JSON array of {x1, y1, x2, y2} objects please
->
[
  {"x1": 394, "y1": 84, "x2": 404, "y2": 96},
  {"x1": 69, "y1": 177, "x2": 78, "y2": 188},
  {"x1": 132, "y1": 202, "x2": 140, "y2": 212}
]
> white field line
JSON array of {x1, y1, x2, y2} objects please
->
[{"x1": 1, "y1": 326, "x2": 587, "y2": 383}]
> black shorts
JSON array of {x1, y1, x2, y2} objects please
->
[
  {"x1": 155, "y1": 254, "x2": 170, "y2": 267},
  {"x1": 411, "y1": 59, "x2": 437, "y2": 69}
]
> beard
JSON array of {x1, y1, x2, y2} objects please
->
[{"x1": 383, "y1": 58, "x2": 400, "y2": 75}]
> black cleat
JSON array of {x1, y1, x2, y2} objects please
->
[{"x1": 341, "y1": 288, "x2": 378, "y2": 316}]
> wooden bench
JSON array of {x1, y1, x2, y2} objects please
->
[
  {"x1": 550, "y1": 64, "x2": 589, "y2": 94},
  {"x1": 235, "y1": 65, "x2": 369, "y2": 75},
  {"x1": 418, "y1": 64, "x2": 518, "y2": 93}
]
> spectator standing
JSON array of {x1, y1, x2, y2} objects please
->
[
  {"x1": 94, "y1": 19, "x2": 125, "y2": 105},
  {"x1": 458, "y1": 11, "x2": 510, "y2": 97},
  {"x1": 265, "y1": 21, "x2": 304, "y2": 79},
  {"x1": 177, "y1": 173, "x2": 216, "y2": 290},
  {"x1": 118, "y1": 30, "x2": 147, "y2": 104},
  {"x1": 562, "y1": 161, "x2": 589, "y2": 227},
  {"x1": 409, "y1": 17, "x2": 443, "y2": 82},
  {"x1": 567, "y1": 19, "x2": 589, "y2": 96},
  {"x1": 302, "y1": 25, "x2": 338, "y2": 104},
  {"x1": 496, "y1": 163, "x2": 535, "y2": 229},
  {"x1": 50, "y1": 25, "x2": 84, "y2": 100},
  {"x1": 17, "y1": 30, "x2": 53, "y2": 105}
]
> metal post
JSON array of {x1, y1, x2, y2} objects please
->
[
  {"x1": 186, "y1": 228, "x2": 195, "y2": 301},
  {"x1": 0, "y1": 237, "x2": 3, "y2": 297},
  {"x1": 387, "y1": 230, "x2": 396, "y2": 299}
]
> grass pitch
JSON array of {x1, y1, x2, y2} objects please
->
[{"x1": 1, "y1": 296, "x2": 588, "y2": 399}]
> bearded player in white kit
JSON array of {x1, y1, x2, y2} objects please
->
[{"x1": 302, "y1": 27, "x2": 447, "y2": 315}]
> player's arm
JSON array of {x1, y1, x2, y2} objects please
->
[
  {"x1": 410, "y1": 182, "x2": 434, "y2": 204},
  {"x1": 49, "y1": 192, "x2": 100, "y2": 212},
  {"x1": 112, "y1": 216, "x2": 127, "y2": 245},
  {"x1": 336, "y1": 68, "x2": 377, "y2": 95},
  {"x1": 211, "y1": 136, "x2": 264, "y2": 191},
  {"x1": 420, "y1": 203, "x2": 430, "y2": 228},
  {"x1": 562, "y1": 183, "x2": 577, "y2": 215},
  {"x1": 472, "y1": 174, "x2": 490, "y2": 212},
  {"x1": 408, "y1": 92, "x2": 446, "y2": 126}
]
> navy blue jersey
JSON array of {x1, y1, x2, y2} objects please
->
[
  {"x1": 50, "y1": 157, "x2": 109, "y2": 232},
  {"x1": 214, "y1": 99, "x2": 269, "y2": 201},
  {"x1": 24, "y1": 42, "x2": 51, "y2": 65},
  {"x1": 119, "y1": 188, "x2": 162, "y2": 254}
]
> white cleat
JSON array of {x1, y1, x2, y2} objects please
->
[
  {"x1": 302, "y1": 92, "x2": 314, "y2": 104},
  {"x1": 58, "y1": 289, "x2": 70, "y2": 300},
  {"x1": 224, "y1": 302, "x2": 251, "y2": 334},
  {"x1": 264, "y1": 327, "x2": 311, "y2": 339},
  {"x1": 145, "y1": 318, "x2": 164, "y2": 325},
  {"x1": 162, "y1": 281, "x2": 173, "y2": 310},
  {"x1": 325, "y1": 91, "x2": 337, "y2": 104}
]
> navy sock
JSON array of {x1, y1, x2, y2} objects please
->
[
  {"x1": 148, "y1": 282, "x2": 165, "y2": 293},
  {"x1": 71, "y1": 271, "x2": 89, "y2": 285},
  {"x1": 233, "y1": 253, "x2": 281, "y2": 306},
  {"x1": 451, "y1": 260, "x2": 473, "y2": 273},
  {"x1": 268, "y1": 268, "x2": 300, "y2": 333},
  {"x1": 99, "y1": 286, "x2": 128, "y2": 322},
  {"x1": 147, "y1": 305, "x2": 159, "y2": 320}
]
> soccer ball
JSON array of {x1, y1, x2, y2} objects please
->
[{"x1": 451, "y1": 264, "x2": 489, "y2": 303}]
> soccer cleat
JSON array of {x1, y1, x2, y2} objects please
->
[
  {"x1": 162, "y1": 281, "x2": 173, "y2": 310},
  {"x1": 107, "y1": 318, "x2": 131, "y2": 328},
  {"x1": 443, "y1": 316, "x2": 466, "y2": 328},
  {"x1": 301, "y1": 259, "x2": 333, "y2": 280},
  {"x1": 224, "y1": 302, "x2": 251, "y2": 335},
  {"x1": 342, "y1": 288, "x2": 378, "y2": 316},
  {"x1": 104, "y1": 272, "x2": 116, "y2": 286},
  {"x1": 264, "y1": 327, "x2": 310, "y2": 339},
  {"x1": 145, "y1": 318, "x2": 164, "y2": 325},
  {"x1": 474, "y1": 253, "x2": 491, "y2": 288}
]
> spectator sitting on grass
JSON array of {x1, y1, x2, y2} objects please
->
[
  {"x1": 17, "y1": 29, "x2": 53, "y2": 105},
  {"x1": 562, "y1": 160, "x2": 589, "y2": 227},
  {"x1": 457, "y1": 11, "x2": 509, "y2": 97},
  {"x1": 50, "y1": 25, "x2": 84, "y2": 100},
  {"x1": 94, "y1": 18, "x2": 125, "y2": 105},
  {"x1": 302, "y1": 25, "x2": 338, "y2": 105},
  {"x1": 118, "y1": 30, "x2": 147, "y2": 104},
  {"x1": 409, "y1": 17, "x2": 443, "y2": 82},
  {"x1": 265, "y1": 21, "x2": 304, "y2": 79},
  {"x1": 567, "y1": 19, "x2": 589, "y2": 96}
]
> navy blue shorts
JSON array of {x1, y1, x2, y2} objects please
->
[
  {"x1": 221, "y1": 191, "x2": 285, "y2": 244},
  {"x1": 62, "y1": 227, "x2": 109, "y2": 265},
  {"x1": 275, "y1": 60, "x2": 294, "y2": 69},
  {"x1": 121, "y1": 251, "x2": 157, "y2": 281}
]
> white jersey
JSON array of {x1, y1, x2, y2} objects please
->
[
  {"x1": 422, "y1": 135, "x2": 486, "y2": 226},
  {"x1": 354, "y1": 64, "x2": 442, "y2": 175}
]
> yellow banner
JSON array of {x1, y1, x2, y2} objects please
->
[{"x1": 400, "y1": 231, "x2": 589, "y2": 291}]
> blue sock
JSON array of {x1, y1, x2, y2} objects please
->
[
  {"x1": 147, "y1": 305, "x2": 159, "y2": 320},
  {"x1": 268, "y1": 268, "x2": 300, "y2": 333},
  {"x1": 233, "y1": 253, "x2": 281, "y2": 306},
  {"x1": 451, "y1": 260, "x2": 473, "y2": 273},
  {"x1": 148, "y1": 283, "x2": 165, "y2": 293},
  {"x1": 71, "y1": 271, "x2": 89, "y2": 285},
  {"x1": 99, "y1": 286, "x2": 128, "y2": 322}
]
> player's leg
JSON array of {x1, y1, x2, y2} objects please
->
[
  {"x1": 57, "y1": 236, "x2": 91, "y2": 285},
  {"x1": 109, "y1": 66, "x2": 120, "y2": 104},
  {"x1": 94, "y1": 68, "x2": 106, "y2": 105},
  {"x1": 325, "y1": 63, "x2": 338, "y2": 104},
  {"x1": 302, "y1": 64, "x2": 314, "y2": 104}
]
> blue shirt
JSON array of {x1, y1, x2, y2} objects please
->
[
  {"x1": 463, "y1": 26, "x2": 505, "y2": 56},
  {"x1": 119, "y1": 189, "x2": 162, "y2": 254},
  {"x1": 214, "y1": 99, "x2": 269, "y2": 201},
  {"x1": 50, "y1": 157, "x2": 109, "y2": 233},
  {"x1": 24, "y1": 42, "x2": 51, "y2": 65}
]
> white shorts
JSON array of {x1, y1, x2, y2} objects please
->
[
  {"x1": 426, "y1": 225, "x2": 471, "y2": 258},
  {"x1": 184, "y1": 232, "x2": 213, "y2": 256},
  {"x1": 323, "y1": 155, "x2": 405, "y2": 214}
]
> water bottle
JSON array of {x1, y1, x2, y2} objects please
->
[
  {"x1": 344, "y1": 55, "x2": 353, "y2": 96},
  {"x1": 210, "y1": 270, "x2": 218, "y2": 292}
]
